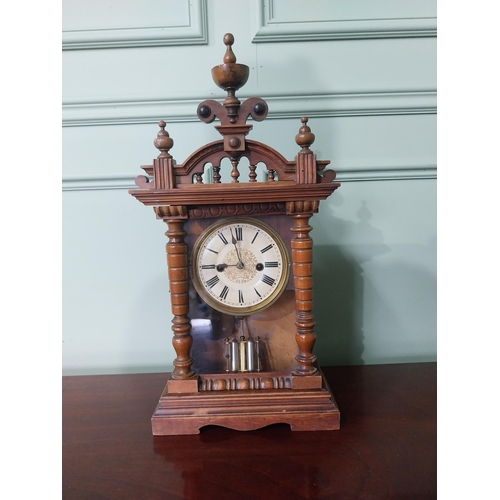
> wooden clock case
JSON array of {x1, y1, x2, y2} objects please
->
[{"x1": 129, "y1": 34, "x2": 341, "y2": 435}]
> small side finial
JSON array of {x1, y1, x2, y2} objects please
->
[
  {"x1": 295, "y1": 117, "x2": 315, "y2": 154},
  {"x1": 223, "y1": 33, "x2": 236, "y2": 63},
  {"x1": 153, "y1": 121, "x2": 173, "y2": 159}
]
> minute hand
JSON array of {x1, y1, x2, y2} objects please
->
[{"x1": 230, "y1": 229, "x2": 244, "y2": 268}]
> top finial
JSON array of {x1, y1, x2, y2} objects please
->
[
  {"x1": 211, "y1": 33, "x2": 249, "y2": 92},
  {"x1": 222, "y1": 33, "x2": 236, "y2": 63}
]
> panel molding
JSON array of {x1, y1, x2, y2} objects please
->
[
  {"x1": 62, "y1": 90, "x2": 437, "y2": 127},
  {"x1": 253, "y1": 0, "x2": 436, "y2": 42},
  {"x1": 337, "y1": 165, "x2": 437, "y2": 183},
  {"x1": 62, "y1": 165, "x2": 437, "y2": 191},
  {"x1": 62, "y1": 0, "x2": 208, "y2": 50}
]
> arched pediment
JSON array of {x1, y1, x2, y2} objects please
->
[{"x1": 175, "y1": 139, "x2": 297, "y2": 183}]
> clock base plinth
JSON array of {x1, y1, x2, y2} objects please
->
[
  {"x1": 291, "y1": 373, "x2": 323, "y2": 389},
  {"x1": 167, "y1": 376, "x2": 199, "y2": 394},
  {"x1": 151, "y1": 369, "x2": 340, "y2": 435}
]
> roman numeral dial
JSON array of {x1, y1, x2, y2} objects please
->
[{"x1": 192, "y1": 218, "x2": 290, "y2": 316}]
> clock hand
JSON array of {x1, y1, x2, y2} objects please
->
[
  {"x1": 230, "y1": 229, "x2": 244, "y2": 268},
  {"x1": 216, "y1": 263, "x2": 237, "y2": 272}
]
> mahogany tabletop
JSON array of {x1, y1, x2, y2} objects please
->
[{"x1": 62, "y1": 362, "x2": 436, "y2": 499}]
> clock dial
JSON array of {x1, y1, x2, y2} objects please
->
[{"x1": 192, "y1": 218, "x2": 290, "y2": 315}]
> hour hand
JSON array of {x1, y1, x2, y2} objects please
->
[{"x1": 216, "y1": 263, "x2": 237, "y2": 272}]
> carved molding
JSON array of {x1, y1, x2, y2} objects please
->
[
  {"x1": 286, "y1": 201, "x2": 319, "y2": 214},
  {"x1": 188, "y1": 202, "x2": 287, "y2": 219},
  {"x1": 130, "y1": 182, "x2": 339, "y2": 206},
  {"x1": 154, "y1": 206, "x2": 188, "y2": 218},
  {"x1": 200, "y1": 375, "x2": 292, "y2": 391}
]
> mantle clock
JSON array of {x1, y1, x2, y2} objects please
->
[{"x1": 129, "y1": 34, "x2": 341, "y2": 435}]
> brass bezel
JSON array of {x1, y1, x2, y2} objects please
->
[{"x1": 191, "y1": 217, "x2": 290, "y2": 316}]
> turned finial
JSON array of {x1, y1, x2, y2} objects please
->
[
  {"x1": 197, "y1": 33, "x2": 268, "y2": 131},
  {"x1": 210, "y1": 34, "x2": 250, "y2": 124},
  {"x1": 295, "y1": 117, "x2": 315, "y2": 154},
  {"x1": 222, "y1": 33, "x2": 236, "y2": 63},
  {"x1": 211, "y1": 33, "x2": 249, "y2": 93},
  {"x1": 153, "y1": 121, "x2": 173, "y2": 159}
]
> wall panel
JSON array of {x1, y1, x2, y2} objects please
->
[
  {"x1": 62, "y1": 0, "x2": 208, "y2": 49},
  {"x1": 253, "y1": 0, "x2": 437, "y2": 41},
  {"x1": 62, "y1": 0, "x2": 436, "y2": 374}
]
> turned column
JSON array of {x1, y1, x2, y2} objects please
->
[
  {"x1": 164, "y1": 219, "x2": 195, "y2": 379},
  {"x1": 288, "y1": 116, "x2": 321, "y2": 376},
  {"x1": 289, "y1": 210, "x2": 318, "y2": 376}
]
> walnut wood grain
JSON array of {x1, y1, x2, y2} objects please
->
[
  {"x1": 62, "y1": 363, "x2": 437, "y2": 500},
  {"x1": 289, "y1": 212, "x2": 318, "y2": 376},
  {"x1": 152, "y1": 368, "x2": 339, "y2": 435},
  {"x1": 131, "y1": 181, "x2": 339, "y2": 207},
  {"x1": 139, "y1": 139, "x2": 331, "y2": 184},
  {"x1": 128, "y1": 33, "x2": 342, "y2": 436},
  {"x1": 165, "y1": 220, "x2": 195, "y2": 380}
]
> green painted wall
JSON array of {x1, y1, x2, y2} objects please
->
[{"x1": 62, "y1": 0, "x2": 436, "y2": 374}]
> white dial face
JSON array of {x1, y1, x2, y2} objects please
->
[{"x1": 192, "y1": 218, "x2": 289, "y2": 315}]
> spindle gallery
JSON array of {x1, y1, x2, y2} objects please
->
[{"x1": 129, "y1": 34, "x2": 341, "y2": 435}]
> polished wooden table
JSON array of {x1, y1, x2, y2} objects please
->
[{"x1": 62, "y1": 363, "x2": 436, "y2": 499}]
